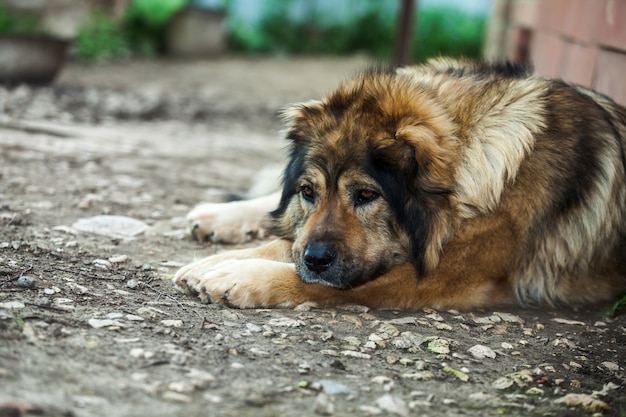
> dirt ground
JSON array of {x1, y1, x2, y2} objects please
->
[{"x1": 0, "y1": 56, "x2": 625, "y2": 417}]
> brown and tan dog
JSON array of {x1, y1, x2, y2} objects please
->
[{"x1": 174, "y1": 58, "x2": 626, "y2": 310}]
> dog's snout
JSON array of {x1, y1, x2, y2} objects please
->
[{"x1": 304, "y1": 243, "x2": 336, "y2": 274}]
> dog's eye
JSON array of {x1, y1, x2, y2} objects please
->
[
  {"x1": 355, "y1": 190, "x2": 379, "y2": 206},
  {"x1": 301, "y1": 185, "x2": 315, "y2": 202}
]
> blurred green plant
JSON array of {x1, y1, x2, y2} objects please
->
[
  {"x1": 604, "y1": 293, "x2": 626, "y2": 318},
  {"x1": 124, "y1": 0, "x2": 188, "y2": 56},
  {"x1": 413, "y1": 7, "x2": 485, "y2": 62},
  {"x1": 75, "y1": 0, "x2": 188, "y2": 61},
  {"x1": 75, "y1": 12, "x2": 131, "y2": 62},
  {"x1": 228, "y1": 3, "x2": 485, "y2": 63},
  {"x1": 0, "y1": 6, "x2": 39, "y2": 33}
]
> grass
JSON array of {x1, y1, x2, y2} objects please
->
[{"x1": 604, "y1": 293, "x2": 626, "y2": 318}]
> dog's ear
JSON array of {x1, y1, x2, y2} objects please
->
[
  {"x1": 393, "y1": 123, "x2": 458, "y2": 194},
  {"x1": 372, "y1": 114, "x2": 458, "y2": 195},
  {"x1": 280, "y1": 100, "x2": 325, "y2": 144}
]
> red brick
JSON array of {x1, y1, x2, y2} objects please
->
[
  {"x1": 594, "y1": 0, "x2": 626, "y2": 51},
  {"x1": 531, "y1": 31, "x2": 566, "y2": 78},
  {"x1": 510, "y1": 0, "x2": 538, "y2": 27},
  {"x1": 593, "y1": 49, "x2": 626, "y2": 107},
  {"x1": 536, "y1": 0, "x2": 569, "y2": 33},
  {"x1": 560, "y1": 42, "x2": 597, "y2": 87},
  {"x1": 562, "y1": 0, "x2": 600, "y2": 43}
]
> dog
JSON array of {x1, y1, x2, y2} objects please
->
[{"x1": 173, "y1": 58, "x2": 626, "y2": 310}]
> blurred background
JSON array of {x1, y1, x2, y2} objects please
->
[{"x1": 0, "y1": 0, "x2": 624, "y2": 104}]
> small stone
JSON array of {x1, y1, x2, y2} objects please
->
[
  {"x1": 246, "y1": 323, "x2": 262, "y2": 332},
  {"x1": 162, "y1": 391, "x2": 192, "y2": 403},
  {"x1": 314, "y1": 393, "x2": 335, "y2": 415},
  {"x1": 427, "y1": 338, "x2": 450, "y2": 354},
  {"x1": 88, "y1": 318, "x2": 126, "y2": 329},
  {"x1": 554, "y1": 393, "x2": 610, "y2": 412},
  {"x1": 526, "y1": 387, "x2": 544, "y2": 396},
  {"x1": 401, "y1": 372, "x2": 435, "y2": 381},
  {"x1": 376, "y1": 394, "x2": 408, "y2": 417},
  {"x1": 17, "y1": 276, "x2": 36, "y2": 288},
  {"x1": 0, "y1": 301, "x2": 24, "y2": 310},
  {"x1": 126, "y1": 279, "x2": 141, "y2": 289},
  {"x1": 168, "y1": 381, "x2": 195, "y2": 393},
  {"x1": 340, "y1": 350, "x2": 371, "y2": 359},
  {"x1": 319, "y1": 379, "x2": 351, "y2": 395},
  {"x1": 108, "y1": 254, "x2": 128, "y2": 263},
  {"x1": 161, "y1": 319, "x2": 183, "y2": 327},
  {"x1": 468, "y1": 344, "x2": 496, "y2": 359},
  {"x1": 72, "y1": 215, "x2": 148, "y2": 239},
  {"x1": 92, "y1": 259, "x2": 112, "y2": 269},
  {"x1": 601, "y1": 361, "x2": 620, "y2": 371}
]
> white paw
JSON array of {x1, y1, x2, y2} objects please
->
[{"x1": 186, "y1": 192, "x2": 280, "y2": 244}]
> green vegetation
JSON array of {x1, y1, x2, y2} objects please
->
[
  {"x1": 413, "y1": 7, "x2": 485, "y2": 62},
  {"x1": 605, "y1": 293, "x2": 626, "y2": 318},
  {"x1": 0, "y1": 6, "x2": 39, "y2": 33},
  {"x1": 74, "y1": 0, "x2": 485, "y2": 63},
  {"x1": 75, "y1": 12, "x2": 131, "y2": 62},
  {"x1": 228, "y1": 3, "x2": 486, "y2": 63},
  {"x1": 75, "y1": 0, "x2": 188, "y2": 61}
]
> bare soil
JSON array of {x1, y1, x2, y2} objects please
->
[{"x1": 0, "y1": 56, "x2": 624, "y2": 417}]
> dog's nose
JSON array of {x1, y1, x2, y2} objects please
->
[{"x1": 304, "y1": 243, "x2": 336, "y2": 274}]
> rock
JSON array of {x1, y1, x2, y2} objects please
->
[
  {"x1": 16, "y1": 275, "x2": 36, "y2": 288},
  {"x1": 554, "y1": 393, "x2": 610, "y2": 412},
  {"x1": 160, "y1": 319, "x2": 183, "y2": 327},
  {"x1": 427, "y1": 338, "x2": 450, "y2": 354},
  {"x1": 88, "y1": 318, "x2": 126, "y2": 329},
  {"x1": 314, "y1": 393, "x2": 335, "y2": 415},
  {"x1": 468, "y1": 344, "x2": 496, "y2": 359},
  {"x1": 72, "y1": 215, "x2": 148, "y2": 239},
  {"x1": 0, "y1": 301, "x2": 25, "y2": 309},
  {"x1": 318, "y1": 379, "x2": 351, "y2": 395},
  {"x1": 376, "y1": 394, "x2": 408, "y2": 417}
]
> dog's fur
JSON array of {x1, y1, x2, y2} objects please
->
[{"x1": 174, "y1": 58, "x2": 626, "y2": 310}]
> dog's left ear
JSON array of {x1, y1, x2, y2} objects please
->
[
  {"x1": 280, "y1": 100, "x2": 325, "y2": 144},
  {"x1": 393, "y1": 121, "x2": 458, "y2": 194}
]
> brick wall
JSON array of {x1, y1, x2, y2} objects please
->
[{"x1": 484, "y1": 0, "x2": 626, "y2": 106}]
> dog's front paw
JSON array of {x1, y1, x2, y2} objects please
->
[{"x1": 174, "y1": 258, "x2": 298, "y2": 308}]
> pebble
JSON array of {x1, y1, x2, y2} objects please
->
[
  {"x1": 314, "y1": 393, "x2": 335, "y2": 416},
  {"x1": 108, "y1": 254, "x2": 128, "y2": 263},
  {"x1": 468, "y1": 344, "x2": 496, "y2": 359},
  {"x1": 318, "y1": 379, "x2": 351, "y2": 395},
  {"x1": 0, "y1": 301, "x2": 25, "y2": 309},
  {"x1": 376, "y1": 394, "x2": 408, "y2": 417},
  {"x1": 126, "y1": 279, "x2": 141, "y2": 289},
  {"x1": 16, "y1": 275, "x2": 36, "y2": 288},
  {"x1": 72, "y1": 215, "x2": 148, "y2": 239},
  {"x1": 160, "y1": 320, "x2": 183, "y2": 327},
  {"x1": 340, "y1": 350, "x2": 371, "y2": 359},
  {"x1": 162, "y1": 391, "x2": 192, "y2": 403},
  {"x1": 88, "y1": 318, "x2": 126, "y2": 329}
]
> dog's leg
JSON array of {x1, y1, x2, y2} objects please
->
[
  {"x1": 173, "y1": 238, "x2": 515, "y2": 310},
  {"x1": 187, "y1": 191, "x2": 281, "y2": 244}
]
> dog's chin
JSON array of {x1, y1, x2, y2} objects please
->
[{"x1": 295, "y1": 262, "x2": 378, "y2": 289}]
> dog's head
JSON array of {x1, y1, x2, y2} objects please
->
[{"x1": 270, "y1": 68, "x2": 461, "y2": 289}]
